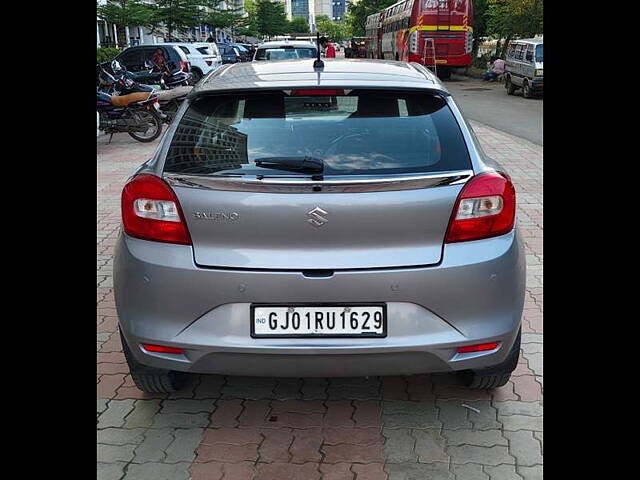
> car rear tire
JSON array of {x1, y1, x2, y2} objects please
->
[
  {"x1": 120, "y1": 331, "x2": 188, "y2": 393},
  {"x1": 189, "y1": 69, "x2": 202, "y2": 85},
  {"x1": 506, "y1": 76, "x2": 516, "y2": 95},
  {"x1": 458, "y1": 330, "x2": 521, "y2": 389}
]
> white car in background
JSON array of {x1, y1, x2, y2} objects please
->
[{"x1": 160, "y1": 42, "x2": 222, "y2": 84}]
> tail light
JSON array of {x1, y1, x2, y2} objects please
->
[
  {"x1": 445, "y1": 172, "x2": 516, "y2": 243},
  {"x1": 121, "y1": 174, "x2": 191, "y2": 245},
  {"x1": 180, "y1": 60, "x2": 189, "y2": 72},
  {"x1": 457, "y1": 342, "x2": 500, "y2": 353},
  {"x1": 142, "y1": 343, "x2": 184, "y2": 354},
  {"x1": 291, "y1": 89, "x2": 345, "y2": 96}
]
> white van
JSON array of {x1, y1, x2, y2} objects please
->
[{"x1": 504, "y1": 38, "x2": 543, "y2": 98}]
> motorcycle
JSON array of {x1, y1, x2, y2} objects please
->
[
  {"x1": 98, "y1": 61, "x2": 192, "y2": 125},
  {"x1": 104, "y1": 59, "x2": 191, "y2": 89},
  {"x1": 97, "y1": 89, "x2": 163, "y2": 143}
]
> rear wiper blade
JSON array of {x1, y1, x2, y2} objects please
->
[{"x1": 254, "y1": 156, "x2": 324, "y2": 173}]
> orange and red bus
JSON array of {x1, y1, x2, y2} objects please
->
[{"x1": 365, "y1": 0, "x2": 473, "y2": 78}]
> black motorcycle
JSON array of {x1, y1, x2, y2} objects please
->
[
  {"x1": 97, "y1": 88, "x2": 162, "y2": 143},
  {"x1": 98, "y1": 62, "x2": 191, "y2": 125}
]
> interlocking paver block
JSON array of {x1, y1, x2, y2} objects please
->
[
  {"x1": 124, "y1": 461, "x2": 191, "y2": 480},
  {"x1": 98, "y1": 443, "x2": 136, "y2": 463},
  {"x1": 436, "y1": 400, "x2": 472, "y2": 430},
  {"x1": 124, "y1": 399, "x2": 161, "y2": 428},
  {"x1": 319, "y1": 462, "x2": 355, "y2": 480},
  {"x1": 324, "y1": 401, "x2": 356, "y2": 426},
  {"x1": 209, "y1": 399, "x2": 243, "y2": 427},
  {"x1": 323, "y1": 427, "x2": 383, "y2": 446},
  {"x1": 98, "y1": 399, "x2": 135, "y2": 429},
  {"x1": 290, "y1": 428, "x2": 323, "y2": 463},
  {"x1": 160, "y1": 399, "x2": 216, "y2": 414},
  {"x1": 504, "y1": 430, "x2": 542, "y2": 467},
  {"x1": 352, "y1": 463, "x2": 388, "y2": 480},
  {"x1": 413, "y1": 428, "x2": 448, "y2": 463},
  {"x1": 189, "y1": 462, "x2": 224, "y2": 480},
  {"x1": 151, "y1": 412, "x2": 210, "y2": 429},
  {"x1": 322, "y1": 442, "x2": 385, "y2": 464},
  {"x1": 98, "y1": 427, "x2": 146, "y2": 446},
  {"x1": 385, "y1": 462, "x2": 452, "y2": 480},
  {"x1": 484, "y1": 464, "x2": 524, "y2": 480},
  {"x1": 201, "y1": 427, "x2": 262, "y2": 446},
  {"x1": 254, "y1": 462, "x2": 321, "y2": 480},
  {"x1": 442, "y1": 429, "x2": 507, "y2": 447},
  {"x1": 452, "y1": 464, "x2": 489, "y2": 480},
  {"x1": 195, "y1": 443, "x2": 259, "y2": 463},
  {"x1": 516, "y1": 465, "x2": 542, "y2": 480},
  {"x1": 382, "y1": 428, "x2": 417, "y2": 463},
  {"x1": 258, "y1": 428, "x2": 294, "y2": 462},
  {"x1": 97, "y1": 461, "x2": 127, "y2": 480},
  {"x1": 382, "y1": 400, "x2": 439, "y2": 429},
  {"x1": 447, "y1": 445, "x2": 515, "y2": 466},
  {"x1": 165, "y1": 428, "x2": 204, "y2": 463},
  {"x1": 133, "y1": 428, "x2": 173, "y2": 463}
]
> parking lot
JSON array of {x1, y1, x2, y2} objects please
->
[{"x1": 98, "y1": 112, "x2": 542, "y2": 479}]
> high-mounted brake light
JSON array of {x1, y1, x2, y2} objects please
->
[
  {"x1": 142, "y1": 343, "x2": 184, "y2": 354},
  {"x1": 445, "y1": 172, "x2": 516, "y2": 243},
  {"x1": 121, "y1": 174, "x2": 191, "y2": 245},
  {"x1": 457, "y1": 342, "x2": 500, "y2": 354},
  {"x1": 291, "y1": 89, "x2": 345, "y2": 96}
]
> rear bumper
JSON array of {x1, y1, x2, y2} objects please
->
[{"x1": 114, "y1": 230, "x2": 525, "y2": 376}]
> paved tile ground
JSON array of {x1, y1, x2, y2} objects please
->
[{"x1": 97, "y1": 122, "x2": 542, "y2": 480}]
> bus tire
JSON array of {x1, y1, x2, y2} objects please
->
[{"x1": 437, "y1": 68, "x2": 451, "y2": 80}]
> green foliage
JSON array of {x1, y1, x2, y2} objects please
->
[
  {"x1": 346, "y1": 0, "x2": 396, "y2": 37},
  {"x1": 289, "y1": 16, "x2": 310, "y2": 34},
  {"x1": 148, "y1": 0, "x2": 210, "y2": 40},
  {"x1": 250, "y1": 0, "x2": 289, "y2": 37},
  {"x1": 486, "y1": 0, "x2": 543, "y2": 48},
  {"x1": 97, "y1": 47, "x2": 121, "y2": 64},
  {"x1": 316, "y1": 15, "x2": 351, "y2": 42},
  {"x1": 97, "y1": 0, "x2": 153, "y2": 27}
]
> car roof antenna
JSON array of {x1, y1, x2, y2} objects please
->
[{"x1": 313, "y1": 32, "x2": 324, "y2": 70}]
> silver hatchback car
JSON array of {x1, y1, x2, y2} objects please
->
[{"x1": 114, "y1": 59, "x2": 525, "y2": 393}]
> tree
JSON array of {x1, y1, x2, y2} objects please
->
[
  {"x1": 97, "y1": 0, "x2": 153, "y2": 47},
  {"x1": 345, "y1": 0, "x2": 395, "y2": 37},
  {"x1": 486, "y1": 0, "x2": 543, "y2": 57},
  {"x1": 316, "y1": 15, "x2": 351, "y2": 42},
  {"x1": 471, "y1": 0, "x2": 488, "y2": 60},
  {"x1": 251, "y1": 0, "x2": 289, "y2": 38},
  {"x1": 148, "y1": 0, "x2": 210, "y2": 41},
  {"x1": 289, "y1": 16, "x2": 310, "y2": 35}
]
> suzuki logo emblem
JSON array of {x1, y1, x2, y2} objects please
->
[{"x1": 307, "y1": 207, "x2": 329, "y2": 228}]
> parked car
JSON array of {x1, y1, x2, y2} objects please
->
[
  {"x1": 109, "y1": 44, "x2": 190, "y2": 75},
  {"x1": 114, "y1": 59, "x2": 525, "y2": 393},
  {"x1": 504, "y1": 37, "x2": 543, "y2": 98},
  {"x1": 217, "y1": 43, "x2": 242, "y2": 64},
  {"x1": 253, "y1": 41, "x2": 318, "y2": 61},
  {"x1": 229, "y1": 43, "x2": 252, "y2": 62},
  {"x1": 160, "y1": 42, "x2": 222, "y2": 84}
]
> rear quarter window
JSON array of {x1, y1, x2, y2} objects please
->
[{"x1": 163, "y1": 90, "x2": 471, "y2": 177}]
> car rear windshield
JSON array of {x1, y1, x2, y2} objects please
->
[
  {"x1": 163, "y1": 90, "x2": 471, "y2": 177},
  {"x1": 255, "y1": 47, "x2": 316, "y2": 60}
]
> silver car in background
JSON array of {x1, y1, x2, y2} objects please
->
[
  {"x1": 505, "y1": 37, "x2": 543, "y2": 98},
  {"x1": 114, "y1": 59, "x2": 525, "y2": 393}
]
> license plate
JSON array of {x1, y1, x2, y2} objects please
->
[{"x1": 251, "y1": 304, "x2": 387, "y2": 338}]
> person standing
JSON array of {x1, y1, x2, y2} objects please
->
[{"x1": 319, "y1": 37, "x2": 336, "y2": 59}]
